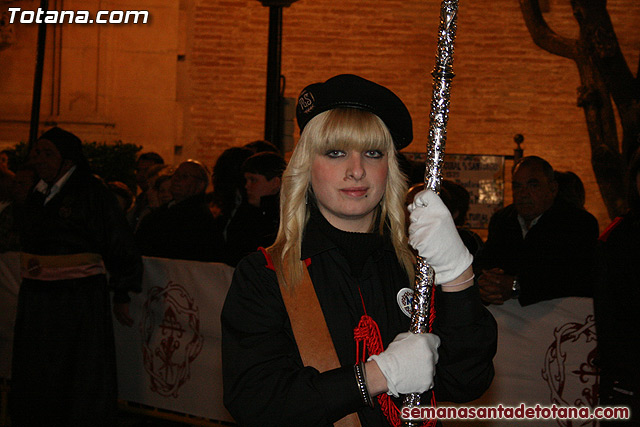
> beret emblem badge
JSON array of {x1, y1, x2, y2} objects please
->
[{"x1": 298, "y1": 90, "x2": 315, "y2": 114}]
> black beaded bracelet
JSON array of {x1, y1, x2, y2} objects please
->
[{"x1": 354, "y1": 362, "x2": 374, "y2": 408}]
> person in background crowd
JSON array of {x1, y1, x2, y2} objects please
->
[
  {"x1": 153, "y1": 173, "x2": 173, "y2": 207},
  {"x1": 474, "y1": 156, "x2": 599, "y2": 306},
  {"x1": 208, "y1": 146, "x2": 253, "y2": 237},
  {"x1": 135, "y1": 152, "x2": 164, "y2": 191},
  {"x1": 127, "y1": 152, "x2": 164, "y2": 229},
  {"x1": 406, "y1": 180, "x2": 484, "y2": 257},
  {"x1": 595, "y1": 148, "x2": 640, "y2": 426},
  {"x1": 128, "y1": 164, "x2": 173, "y2": 231},
  {"x1": 397, "y1": 151, "x2": 425, "y2": 187},
  {"x1": 107, "y1": 181, "x2": 135, "y2": 214},
  {"x1": 223, "y1": 151, "x2": 286, "y2": 266},
  {"x1": 2, "y1": 164, "x2": 39, "y2": 252},
  {"x1": 221, "y1": 74, "x2": 496, "y2": 426},
  {"x1": 440, "y1": 179, "x2": 484, "y2": 257},
  {"x1": 11, "y1": 164, "x2": 37, "y2": 206},
  {"x1": 0, "y1": 166, "x2": 18, "y2": 252},
  {"x1": 9, "y1": 127, "x2": 142, "y2": 426},
  {"x1": 141, "y1": 168, "x2": 175, "y2": 214},
  {"x1": 244, "y1": 139, "x2": 280, "y2": 155},
  {"x1": 0, "y1": 149, "x2": 12, "y2": 175},
  {"x1": 135, "y1": 160, "x2": 224, "y2": 262},
  {"x1": 554, "y1": 170, "x2": 586, "y2": 210}
]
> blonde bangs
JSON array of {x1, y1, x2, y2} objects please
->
[{"x1": 306, "y1": 108, "x2": 394, "y2": 155}]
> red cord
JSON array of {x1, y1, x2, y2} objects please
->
[{"x1": 354, "y1": 285, "x2": 437, "y2": 427}]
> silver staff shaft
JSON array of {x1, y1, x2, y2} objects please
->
[{"x1": 402, "y1": 1, "x2": 459, "y2": 426}]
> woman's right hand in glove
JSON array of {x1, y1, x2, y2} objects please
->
[{"x1": 367, "y1": 332, "x2": 440, "y2": 397}]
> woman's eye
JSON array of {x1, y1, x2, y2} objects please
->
[
  {"x1": 365, "y1": 150, "x2": 383, "y2": 159},
  {"x1": 325, "y1": 150, "x2": 345, "y2": 158}
]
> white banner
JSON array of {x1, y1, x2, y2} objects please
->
[
  {"x1": 114, "y1": 256, "x2": 235, "y2": 423},
  {"x1": 0, "y1": 254, "x2": 599, "y2": 426},
  {"x1": 443, "y1": 298, "x2": 598, "y2": 427}
]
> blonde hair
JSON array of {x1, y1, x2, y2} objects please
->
[{"x1": 268, "y1": 108, "x2": 415, "y2": 289}]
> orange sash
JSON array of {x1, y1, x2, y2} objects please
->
[{"x1": 279, "y1": 261, "x2": 362, "y2": 427}]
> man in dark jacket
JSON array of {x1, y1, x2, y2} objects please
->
[
  {"x1": 474, "y1": 156, "x2": 599, "y2": 306},
  {"x1": 135, "y1": 159, "x2": 224, "y2": 262}
]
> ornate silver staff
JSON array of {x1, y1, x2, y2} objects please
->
[{"x1": 401, "y1": 1, "x2": 459, "y2": 426}]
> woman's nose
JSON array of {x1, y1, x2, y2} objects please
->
[{"x1": 345, "y1": 154, "x2": 365, "y2": 180}]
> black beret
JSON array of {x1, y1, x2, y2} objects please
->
[{"x1": 296, "y1": 74, "x2": 413, "y2": 150}]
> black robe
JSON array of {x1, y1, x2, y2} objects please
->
[
  {"x1": 221, "y1": 210, "x2": 497, "y2": 426},
  {"x1": 10, "y1": 169, "x2": 142, "y2": 426}
]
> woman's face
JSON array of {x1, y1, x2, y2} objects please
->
[
  {"x1": 310, "y1": 148, "x2": 388, "y2": 232},
  {"x1": 31, "y1": 139, "x2": 65, "y2": 183},
  {"x1": 158, "y1": 179, "x2": 173, "y2": 205}
]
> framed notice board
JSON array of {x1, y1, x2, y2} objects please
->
[{"x1": 403, "y1": 153, "x2": 505, "y2": 229}]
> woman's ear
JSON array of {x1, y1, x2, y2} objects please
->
[
  {"x1": 268, "y1": 176, "x2": 282, "y2": 194},
  {"x1": 306, "y1": 187, "x2": 316, "y2": 206}
]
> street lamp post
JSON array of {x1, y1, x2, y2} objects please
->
[
  {"x1": 257, "y1": 0, "x2": 298, "y2": 152},
  {"x1": 29, "y1": 0, "x2": 49, "y2": 146}
]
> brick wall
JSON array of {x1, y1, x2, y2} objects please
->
[{"x1": 184, "y1": 0, "x2": 640, "y2": 231}]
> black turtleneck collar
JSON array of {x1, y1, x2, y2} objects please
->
[{"x1": 303, "y1": 206, "x2": 388, "y2": 277}]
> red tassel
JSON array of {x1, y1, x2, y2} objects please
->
[{"x1": 354, "y1": 285, "x2": 437, "y2": 427}]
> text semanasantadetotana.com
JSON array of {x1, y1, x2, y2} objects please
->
[
  {"x1": 401, "y1": 404, "x2": 630, "y2": 421},
  {"x1": 7, "y1": 7, "x2": 149, "y2": 24}
]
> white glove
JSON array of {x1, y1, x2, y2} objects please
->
[
  {"x1": 408, "y1": 189, "x2": 473, "y2": 284},
  {"x1": 368, "y1": 332, "x2": 440, "y2": 397}
]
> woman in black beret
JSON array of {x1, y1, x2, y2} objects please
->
[{"x1": 221, "y1": 75, "x2": 496, "y2": 426}]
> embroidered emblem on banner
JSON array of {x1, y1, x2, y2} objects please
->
[
  {"x1": 542, "y1": 314, "x2": 599, "y2": 426},
  {"x1": 140, "y1": 281, "x2": 204, "y2": 398},
  {"x1": 397, "y1": 287, "x2": 414, "y2": 318}
]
